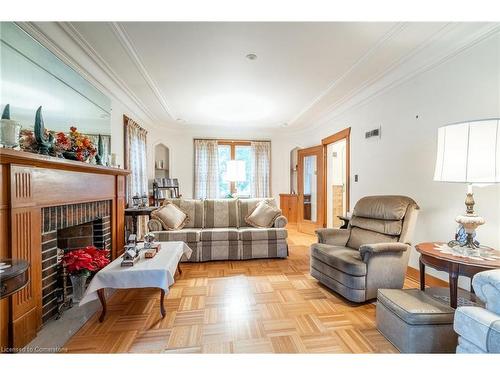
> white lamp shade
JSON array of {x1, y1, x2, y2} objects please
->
[
  {"x1": 225, "y1": 160, "x2": 246, "y2": 182},
  {"x1": 434, "y1": 119, "x2": 500, "y2": 183}
]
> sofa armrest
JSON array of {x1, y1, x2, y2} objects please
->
[
  {"x1": 472, "y1": 269, "x2": 500, "y2": 315},
  {"x1": 274, "y1": 215, "x2": 288, "y2": 228},
  {"x1": 359, "y1": 242, "x2": 410, "y2": 262},
  {"x1": 315, "y1": 228, "x2": 350, "y2": 246},
  {"x1": 147, "y1": 218, "x2": 163, "y2": 232}
]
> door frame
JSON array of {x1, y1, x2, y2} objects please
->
[
  {"x1": 297, "y1": 145, "x2": 325, "y2": 234},
  {"x1": 321, "y1": 127, "x2": 351, "y2": 227}
]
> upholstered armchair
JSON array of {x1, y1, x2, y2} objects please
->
[
  {"x1": 454, "y1": 269, "x2": 500, "y2": 353},
  {"x1": 310, "y1": 195, "x2": 419, "y2": 302}
]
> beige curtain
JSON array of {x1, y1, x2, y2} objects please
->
[
  {"x1": 194, "y1": 139, "x2": 219, "y2": 199},
  {"x1": 251, "y1": 141, "x2": 271, "y2": 198},
  {"x1": 124, "y1": 116, "x2": 148, "y2": 239}
]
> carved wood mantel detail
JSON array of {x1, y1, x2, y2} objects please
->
[{"x1": 0, "y1": 149, "x2": 130, "y2": 349}]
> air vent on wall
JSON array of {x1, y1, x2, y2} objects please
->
[{"x1": 365, "y1": 127, "x2": 381, "y2": 139}]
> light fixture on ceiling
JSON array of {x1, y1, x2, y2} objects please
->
[
  {"x1": 176, "y1": 118, "x2": 185, "y2": 123},
  {"x1": 281, "y1": 123, "x2": 288, "y2": 128},
  {"x1": 246, "y1": 53, "x2": 257, "y2": 61}
]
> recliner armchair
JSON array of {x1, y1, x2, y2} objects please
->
[{"x1": 310, "y1": 195, "x2": 419, "y2": 302}]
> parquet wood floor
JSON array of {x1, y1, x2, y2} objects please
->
[{"x1": 63, "y1": 226, "x2": 423, "y2": 354}]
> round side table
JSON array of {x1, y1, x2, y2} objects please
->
[{"x1": 415, "y1": 242, "x2": 500, "y2": 308}]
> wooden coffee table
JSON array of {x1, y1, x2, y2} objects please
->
[
  {"x1": 416, "y1": 242, "x2": 500, "y2": 308},
  {"x1": 80, "y1": 241, "x2": 192, "y2": 322}
]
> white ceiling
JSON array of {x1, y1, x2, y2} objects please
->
[{"x1": 63, "y1": 22, "x2": 499, "y2": 132}]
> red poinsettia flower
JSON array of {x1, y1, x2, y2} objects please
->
[{"x1": 63, "y1": 246, "x2": 110, "y2": 276}]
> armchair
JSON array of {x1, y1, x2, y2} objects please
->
[
  {"x1": 310, "y1": 195, "x2": 419, "y2": 302},
  {"x1": 454, "y1": 269, "x2": 500, "y2": 353}
]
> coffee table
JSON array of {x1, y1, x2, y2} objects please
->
[
  {"x1": 80, "y1": 241, "x2": 192, "y2": 322},
  {"x1": 416, "y1": 242, "x2": 500, "y2": 308}
]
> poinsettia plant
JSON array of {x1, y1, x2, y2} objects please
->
[{"x1": 62, "y1": 246, "x2": 110, "y2": 277}]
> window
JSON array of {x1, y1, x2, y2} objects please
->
[{"x1": 217, "y1": 142, "x2": 251, "y2": 198}]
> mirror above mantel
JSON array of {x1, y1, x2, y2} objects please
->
[{"x1": 0, "y1": 22, "x2": 112, "y2": 151}]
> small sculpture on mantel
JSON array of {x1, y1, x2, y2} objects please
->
[
  {"x1": 34, "y1": 106, "x2": 54, "y2": 155},
  {"x1": 95, "y1": 134, "x2": 105, "y2": 166}
]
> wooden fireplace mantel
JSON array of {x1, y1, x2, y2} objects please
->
[{"x1": 0, "y1": 148, "x2": 130, "y2": 349}]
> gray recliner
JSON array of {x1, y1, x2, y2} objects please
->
[{"x1": 310, "y1": 195, "x2": 419, "y2": 302}]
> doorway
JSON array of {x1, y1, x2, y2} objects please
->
[
  {"x1": 297, "y1": 145, "x2": 324, "y2": 234},
  {"x1": 322, "y1": 128, "x2": 350, "y2": 228}
]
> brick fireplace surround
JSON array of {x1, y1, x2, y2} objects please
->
[
  {"x1": 41, "y1": 201, "x2": 112, "y2": 323},
  {"x1": 0, "y1": 148, "x2": 129, "y2": 349}
]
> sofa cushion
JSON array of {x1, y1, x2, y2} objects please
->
[
  {"x1": 151, "y1": 202, "x2": 188, "y2": 230},
  {"x1": 201, "y1": 228, "x2": 239, "y2": 241},
  {"x1": 346, "y1": 227, "x2": 399, "y2": 250},
  {"x1": 239, "y1": 227, "x2": 287, "y2": 241},
  {"x1": 238, "y1": 198, "x2": 276, "y2": 227},
  {"x1": 349, "y1": 216, "x2": 402, "y2": 236},
  {"x1": 152, "y1": 228, "x2": 201, "y2": 242},
  {"x1": 378, "y1": 288, "x2": 455, "y2": 325},
  {"x1": 310, "y1": 243, "x2": 366, "y2": 277},
  {"x1": 353, "y1": 195, "x2": 418, "y2": 221},
  {"x1": 163, "y1": 198, "x2": 204, "y2": 228},
  {"x1": 245, "y1": 201, "x2": 281, "y2": 228},
  {"x1": 204, "y1": 199, "x2": 239, "y2": 228}
]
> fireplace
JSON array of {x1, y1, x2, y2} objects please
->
[
  {"x1": 0, "y1": 148, "x2": 128, "y2": 348},
  {"x1": 40, "y1": 201, "x2": 111, "y2": 323}
]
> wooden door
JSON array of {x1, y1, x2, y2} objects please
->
[{"x1": 297, "y1": 145, "x2": 324, "y2": 234}]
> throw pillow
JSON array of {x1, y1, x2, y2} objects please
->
[
  {"x1": 245, "y1": 201, "x2": 282, "y2": 228},
  {"x1": 151, "y1": 202, "x2": 188, "y2": 230}
]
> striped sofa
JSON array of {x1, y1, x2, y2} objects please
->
[{"x1": 147, "y1": 198, "x2": 288, "y2": 262}]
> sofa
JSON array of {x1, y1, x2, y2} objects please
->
[
  {"x1": 147, "y1": 198, "x2": 288, "y2": 262},
  {"x1": 454, "y1": 269, "x2": 500, "y2": 353},
  {"x1": 310, "y1": 195, "x2": 419, "y2": 302}
]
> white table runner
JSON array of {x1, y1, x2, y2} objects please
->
[{"x1": 79, "y1": 241, "x2": 192, "y2": 306}]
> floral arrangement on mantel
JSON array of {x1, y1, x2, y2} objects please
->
[
  {"x1": 62, "y1": 246, "x2": 110, "y2": 277},
  {"x1": 19, "y1": 126, "x2": 97, "y2": 162},
  {"x1": 17, "y1": 106, "x2": 100, "y2": 163}
]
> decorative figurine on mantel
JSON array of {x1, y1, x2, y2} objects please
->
[
  {"x1": 0, "y1": 104, "x2": 22, "y2": 148},
  {"x1": 95, "y1": 134, "x2": 105, "y2": 166},
  {"x1": 34, "y1": 106, "x2": 54, "y2": 155}
]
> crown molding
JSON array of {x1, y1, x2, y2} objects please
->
[
  {"x1": 108, "y1": 22, "x2": 177, "y2": 121},
  {"x1": 15, "y1": 21, "x2": 161, "y2": 130},
  {"x1": 287, "y1": 22, "x2": 408, "y2": 126},
  {"x1": 288, "y1": 22, "x2": 500, "y2": 136},
  {"x1": 56, "y1": 22, "x2": 159, "y2": 125}
]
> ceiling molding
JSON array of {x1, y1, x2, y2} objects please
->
[
  {"x1": 292, "y1": 23, "x2": 455, "y2": 129},
  {"x1": 288, "y1": 23, "x2": 500, "y2": 136},
  {"x1": 287, "y1": 22, "x2": 408, "y2": 126},
  {"x1": 15, "y1": 21, "x2": 160, "y2": 130},
  {"x1": 109, "y1": 22, "x2": 177, "y2": 121},
  {"x1": 56, "y1": 22, "x2": 159, "y2": 124}
]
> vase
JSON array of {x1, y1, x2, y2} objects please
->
[{"x1": 69, "y1": 274, "x2": 88, "y2": 303}]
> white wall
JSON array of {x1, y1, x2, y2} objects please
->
[{"x1": 285, "y1": 33, "x2": 500, "y2": 286}]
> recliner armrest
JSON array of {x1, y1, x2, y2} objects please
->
[
  {"x1": 315, "y1": 228, "x2": 350, "y2": 246},
  {"x1": 359, "y1": 242, "x2": 410, "y2": 262},
  {"x1": 472, "y1": 269, "x2": 500, "y2": 315},
  {"x1": 147, "y1": 218, "x2": 163, "y2": 232},
  {"x1": 274, "y1": 215, "x2": 288, "y2": 228}
]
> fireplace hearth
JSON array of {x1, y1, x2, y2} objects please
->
[{"x1": 41, "y1": 201, "x2": 111, "y2": 323}]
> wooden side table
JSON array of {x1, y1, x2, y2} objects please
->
[
  {"x1": 337, "y1": 215, "x2": 350, "y2": 229},
  {"x1": 416, "y1": 242, "x2": 500, "y2": 308},
  {"x1": 124, "y1": 207, "x2": 157, "y2": 235}
]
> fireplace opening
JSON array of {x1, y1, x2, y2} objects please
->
[{"x1": 41, "y1": 201, "x2": 111, "y2": 323}]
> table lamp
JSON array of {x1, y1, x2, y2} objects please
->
[
  {"x1": 434, "y1": 118, "x2": 500, "y2": 253},
  {"x1": 225, "y1": 160, "x2": 246, "y2": 197}
]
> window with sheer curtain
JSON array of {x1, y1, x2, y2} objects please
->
[
  {"x1": 124, "y1": 115, "x2": 148, "y2": 238},
  {"x1": 194, "y1": 139, "x2": 271, "y2": 199}
]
